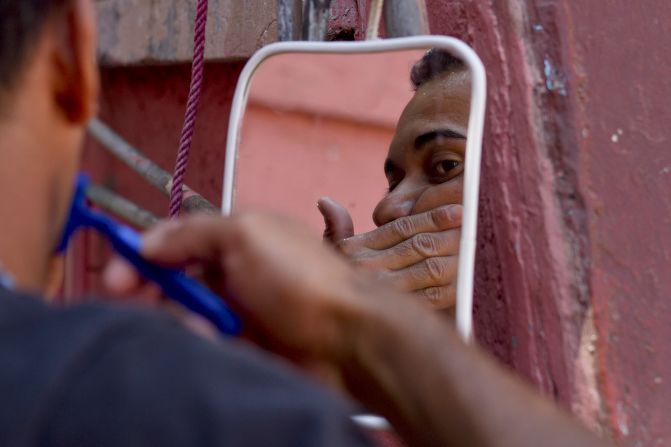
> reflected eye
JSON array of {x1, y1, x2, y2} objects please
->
[
  {"x1": 429, "y1": 158, "x2": 462, "y2": 183},
  {"x1": 434, "y1": 160, "x2": 460, "y2": 176}
]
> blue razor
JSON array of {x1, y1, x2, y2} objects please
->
[{"x1": 58, "y1": 174, "x2": 241, "y2": 336}]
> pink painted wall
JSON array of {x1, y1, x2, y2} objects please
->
[{"x1": 236, "y1": 106, "x2": 391, "y2": 234}]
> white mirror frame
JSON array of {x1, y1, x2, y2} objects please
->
[{"x1": 222, "y1": 36, "x2": 486, "y2": 343}]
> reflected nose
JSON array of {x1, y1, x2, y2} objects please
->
[{"x1": 373, "y1": 190, "x2": 416, "y2": 227}]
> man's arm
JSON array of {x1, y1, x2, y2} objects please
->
[
  {"x1": 339, "y1": 281, "x2": 603, "y2": 447},
  {"x1": 106, "y1": 214, "x2": 609, "y2": 447}
]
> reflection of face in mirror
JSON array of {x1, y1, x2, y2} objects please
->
[
  {"x1": 234, "y1": 48, "x2": 470, "y2": 313},
  {"x1": 375, "y1": 50, "x2": 469, "y2": 225},
  {"x1": 319, "y1": 50, "x2": 470, "y2": 313}
]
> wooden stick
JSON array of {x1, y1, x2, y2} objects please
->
[
  {"x1": 86, "y1": 183, "x2": 159, "y2": 229},
  {"x1": 302, "y1": 0, "x2": 333, "y2": 41},
  {"x1": 366, "y1": 0, "x2": 385, "y2": 40},
  {"x1": 383, "y1": 0, "x2": 429, "y2": 37},
  {"x1": 278, "y1": 0, "x2": 303, "y2": 41},
  {"x1": 88, "y1": 119, "x2": 218, "y2": 215}
]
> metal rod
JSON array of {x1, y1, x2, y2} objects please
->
[
  {"x1": 86, "y1": 184, "x2": 159, "y2": 229},
  {"x1": 87, "y1": 119, "x2": 218, "y2": 215},
  {"x1": 383, "y1": 0, "x2": 429, "y2": 37},
  {"x1": 88, "y1": 119, "x2": 172, "y2": 193},
  {"x1": 302, "y1": 0, "x2": 333, "y2": 41},
  {"x1": 278, "y1": 0, "x2": 303, "y2": 41}
]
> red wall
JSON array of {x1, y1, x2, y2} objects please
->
[
  {"x1": 562, "y1": 2, "x2": 671, "y2": 444},
  {"x1": 78, "y1": 62, "x2": 244, "y2": 294},
  {"x1": 422, "y1": 1, "x2": 671, "y2": 445}
]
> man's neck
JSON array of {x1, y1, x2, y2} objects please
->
[
  {"x1": 0, "y1": 27, "x2": 87, "y2": 295},
  {"x1": 0, "y1": 117, "x2": 62, "y2": 293}
]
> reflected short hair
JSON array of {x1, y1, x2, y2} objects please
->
[
  {"x1": 411, "y1": 49, "x2": 466, "y2": 91},
  {"x1": 0, "y1": 0, "x2": 69, "y2": 94}
]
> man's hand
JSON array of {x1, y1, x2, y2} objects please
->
[
  {"x1": 103, "y1": 214, "x2": 368, "y2": 388},
  {"x1": 318, "y1": 197, "x2": 462, "y2": 309}
]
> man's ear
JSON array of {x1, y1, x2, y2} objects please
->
[{"x1": 51, "y1": 0, "x2": 99, "y2": 124}]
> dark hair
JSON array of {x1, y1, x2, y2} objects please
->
[
  {"x1": 0, "y1": 0, "x2": 68, "y2": 93},
  {"x1": 411, "y1": 49, "x2": 466, "y2": 91}
]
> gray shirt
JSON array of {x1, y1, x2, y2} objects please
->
[{"x1": 0, "y1": 287, "x2": 372, "y2": 447}]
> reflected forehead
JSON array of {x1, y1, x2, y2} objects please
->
[
  {"x1": 402, "y1": 72, "x2": 471, "y2": 134},
  {"x1": 388, "y1": 72, "x2": 471, "y2": 161}
]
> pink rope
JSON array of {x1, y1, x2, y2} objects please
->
[{"x1": 169, "y1": 0, "x2": 209, "y2": 218}]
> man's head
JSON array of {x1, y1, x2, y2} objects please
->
[
  {"x1": 373, "y1": 49, "x2": 470, "y2": 226},
  {"x1": 0, "y1": 0, "x2": 98, "y2": 291},
  {"x1": 0, "y1": 1, "x2": 61, "y2": 93}
]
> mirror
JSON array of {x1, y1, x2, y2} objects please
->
[
  {"x1": 233, "y1": 50, "x2": 424, "y2": 234},
  {"x1": 223, "y1": 37, "x2": 486, "y2": 342}
]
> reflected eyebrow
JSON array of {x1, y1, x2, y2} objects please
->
[{"x1": 414, "y1": 129, "x2": 466, "y2": 150}]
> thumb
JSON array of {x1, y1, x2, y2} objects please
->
[{"x1": 317, "y1": 197, "x2": 354, "y2": 243}]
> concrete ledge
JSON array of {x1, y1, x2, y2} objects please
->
[{"x1": 96, "y1": 0, "x2": 278, "y2": 65}]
